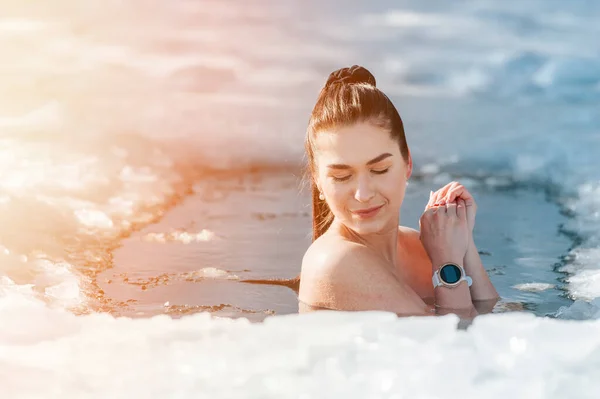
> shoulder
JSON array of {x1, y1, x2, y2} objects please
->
[
  {"x1": 398, "y1": 226, "x2": 420, "y2": 240},
  {"x1": 300, "y1": 235, "x2": 376, "y2": 289},
  {"x1": 397, "y1": 226, "x2": 428, "y2": 257},
  {"x1": 299, "y1": 234, "x2": 430, "y2": 315}
]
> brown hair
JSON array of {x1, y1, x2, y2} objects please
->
[{"x1": 305, "y1": 65, "x2": 409, "y2": 241}]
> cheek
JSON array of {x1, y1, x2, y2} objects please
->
[
  {"x1": 320, "y1": 181, "x2": 354, "y2": 215},
  {"x1": 326, "y1": 184, "x2": 350, "y2": 205},
  {"x1": 380, "y1": 171, "x2": 407, "y2": 203}
]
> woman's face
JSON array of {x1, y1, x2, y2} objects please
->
[{"x1": 313, "y1": 121, "x2": 412, "y2": 235}]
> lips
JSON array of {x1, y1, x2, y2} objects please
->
[{"x1": 352, "y1": 204, "x2": 384, "y2": 218}]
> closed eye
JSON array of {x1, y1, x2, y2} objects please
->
[
  {"x1": 331, "y1": 168, "x2": 389, "y2": 182},
  {"x1": 331, "y1": 175, "x2": 351, "y2": 182},
  {"x1": 371, "y1": 168, "x2": 389, "y2": 175}
]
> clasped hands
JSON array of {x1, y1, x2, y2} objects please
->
[{"x1": 419, "y1": 182, "x2": 477, "y2": 266}]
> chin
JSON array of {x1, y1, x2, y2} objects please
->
[
  {"x1": 347, "y1": 213, "x2": 393, "y2": 235},
  {"x1": 350, "y1": 224, "x2": 383, "y2": 236}
]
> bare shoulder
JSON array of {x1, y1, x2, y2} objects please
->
[
  {"x1": 398, "y1": 226, "x2": 420, "y2": 240},
  {"x1": 299, "y1": 235, "x2": 373, "y2": 295},
  {"x1": 398, "y1": 226, "x2": 429, "y2": 258},
  {"x1": 299, "y1": 234, "x2": 430, "y2": 315}
]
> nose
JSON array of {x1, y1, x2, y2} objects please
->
[{"x1": 354, "y1": 174, "x2": 375, "y2": 203}]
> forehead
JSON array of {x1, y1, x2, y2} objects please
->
[{"x1": 313, "y1": 122, "x2": 399, "y2": 164}]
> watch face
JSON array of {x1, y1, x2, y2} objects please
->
[{"x1": 439, "y1": 264, "x2": 462, "y2": 284}]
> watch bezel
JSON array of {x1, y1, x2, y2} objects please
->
[{"x1": 437, "y1": 263, "x2": 464, "y2": 287}]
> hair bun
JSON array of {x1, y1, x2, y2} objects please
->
[{"x1": 325, "y1": 65, "x2": 376, "y2": 89}]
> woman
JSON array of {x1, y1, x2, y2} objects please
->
[{"x1": 298, "y1": 65, "x2": 499, "y2": 317}]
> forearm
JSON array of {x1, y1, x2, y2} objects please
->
[{"x1": 463, "y1": 237, "x2": 499, "y2": 302}]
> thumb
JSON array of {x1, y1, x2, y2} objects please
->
[{"x1": 425, "y1": 191, "x2": 434, "y2": 210}]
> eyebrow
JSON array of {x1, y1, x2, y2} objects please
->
[{"x1": 326, "y1": 153, "x2": 393, "y2": 170}]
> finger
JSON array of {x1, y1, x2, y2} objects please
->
[
  {"x1": 426, "y1": 192, "x2": 439, "y2": 210},
  {"x1": 445, "y1": 202, "x2": 457, "y2": 218},
  {"x1": 441, "y1": 182, "x2": 461, "y2": 203},
  {"x1": 446, "y1": 184, "x2": 474, "y2": 205},
  {"x1": 437, "y1": 181, "x2": 459, "y2": 205},
  {"x1": 456, "y1": 198, "x2": 467, "y2": 220},
  {"x1": 439, "y1": 181, "x2": 456, "y2": 195},
  {"x1": 433, "y1": 183, "x2": 452, "y2": 203},
  {"x1": 432, "y1": 189, "x2": 445, "y2": 206},
  {"x1": 426, "y1": 191, "x2": 434, "y2": 209},
  {"x1": 425, "y1": 207, "x2": 438, "y2": 216},
  {"x1": 431, "y1": 191, "x2": 441, "y2": 206}
]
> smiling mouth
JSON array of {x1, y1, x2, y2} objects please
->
[{"x1": 352, "y1": 204, "x2": 384, "y2": 218}]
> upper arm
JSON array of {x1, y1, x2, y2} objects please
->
[{"x1": 299, "y1": 243, "x2": 432, "y2": 316}]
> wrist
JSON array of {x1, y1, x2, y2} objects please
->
[
  {"x1": 431, "y1": 262, "x2": 473, "y2": 289},
  {"x1": 430, "y1": 257, "x2": 463, "y2": 271},
  {"x1": 465, "y1": 237, "x2": 476, "y2": 256}
]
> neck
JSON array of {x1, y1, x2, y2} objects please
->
[{"x1": 331, "y1": 217, "x2": 399, "y2": 265}]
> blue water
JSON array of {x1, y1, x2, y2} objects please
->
[{"x1": 1, "y1": 0, "x2": 599, "y2": 319}]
